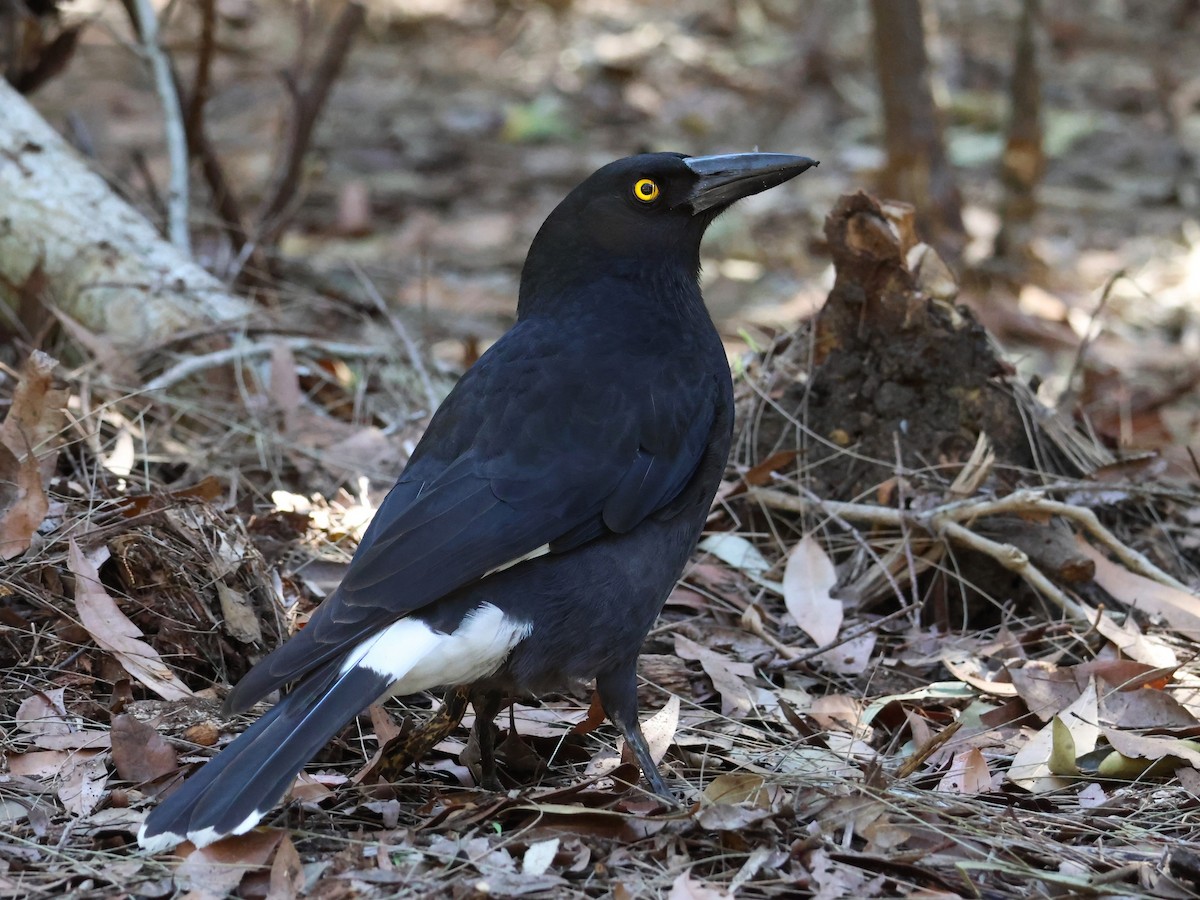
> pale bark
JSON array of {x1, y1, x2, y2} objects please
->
[{"x1": 0, "y1": 80, "x2": 254, "y2": 356}]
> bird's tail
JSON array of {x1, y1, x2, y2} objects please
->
[{"x1": 137, "y1": 661, "x2": 391, "y2": 853}]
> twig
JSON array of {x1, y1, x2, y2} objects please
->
[
  {"x1": 348, "y1": 262, "x2": 441, "y2": 416},
  {"x1": 1062, "y1": 268, "x2": 1122, "y2": 409},
  {"x1": 258, "y1": 1, "x2": 366, "y2": 246},
  {"x1": 130, "y1": 0, "x2": 191, "y2": 255},
  {"x1": 143, "y1": 337, "x2": 390, "y2": 393},
  {"x1": 750, "y1": 486, "x2": 1093, "y2": 623},
  {"x1": 185, "y1": 0, "x2": 216, "y2": 142},
  {"x1": 930, "y1": 516, "x2": 1091, "y2": 621},
  {"x1": 893, "y1": 431, "x2": 921, "y2": 610},
  {"x1": 928, "y1": 490, "x2": 1190, "y2": 592},
  {"x1": 174, "y1": 0, "x2": 263, "y2": 270},
  {"x1": 896, "y1": 720, "x2": 962, "y2": 778}
]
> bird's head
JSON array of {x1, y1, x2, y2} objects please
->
[{"x1": 519, "y1": 151, "x2": 818, "y2": 311}]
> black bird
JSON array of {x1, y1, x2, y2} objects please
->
[{"x1": 138, "y1": 150, "x2": 817, "y2": 852}]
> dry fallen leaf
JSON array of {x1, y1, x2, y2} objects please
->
[
  {"x1": 815, "y1": 632, "x2": 876, "y2": 674},
  {"x1": 15, "y1": 688, "x2": 110, "y2": 751},
  {"x1": 266, "y1": 833, "x2": 304, "y2": 900},
  {"x1": 110, "y1": 714, "x2": 179, "y2": 789},
  {"x1": 0, "y1": 441, "x2": 47, "y2": 560},
  {"x1": 8, "y1": 749, "x2": 72, "y2": 778},
  {"x1": 673, "y1": 634, "x2": 760, "y2": 717},
  {"x1": 216, "y1": 581, "x2": 264, "y2": 644},
  {"x1": 0, "y1": 351, "x2": 67, "y2": 558},
  {"x1": 936, "y1": 748, "x2": 992, "y2": 794},
  {"x1": 667, "y1": 870, "x2": 731, "y2": 900},
  {"x1": 702, "y1": 772, "x2": 768, "y2": 807},
  {"x1": 173, "y1": 830, "x2": 283, "y2": 896},
  {"x1": 56, "y1": 750, "x2": 108, "y2": 817},
  {"x1": 782, "y1": 533, "x2": 842, "y2": 647},
  {"x1": 636, "y1": 695, "x2": 680, "y2": 766},
  {"x1": 16, "y1": 689, "x2": 72, "y2": 739},
  {"x1": 1091, "y1": 610, "x2": 1178, "y2": 668},
  {"x1": 941, "y1": 652, "x2": 1020, "y2": 697},
  {"x1": 1008, "y1": 660, "x2": 1084, "y2": 722},
  {"x1": 1098, "y1": 728, "x2": 1200, "y2": 779},
  {"x1": 696, "y1": 777, "x2": 777, "y2": 830},
  {"x1": 1077, "y1": 539, "x2": 1200, "y2": 640},
  {"x1": 809, "y1": 693, "x2": 867, "y2": 735},
  {"x1": 0, "y1": 350, "x2": 66, "y2": 482},
  {"x1": 68, "y1": 539, "x2": 194, "y2": 701},
  {"x1": 1009, "y1": 678, "x2": 1100, "y2": 792},
  {"x1": 522, "y1": 838, "x2": 560, "y2": 877}
]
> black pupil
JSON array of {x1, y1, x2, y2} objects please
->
[{"x1": 640, "y1": 182, "x2": 653, "y2": 196}]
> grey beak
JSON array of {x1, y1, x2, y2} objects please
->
[{"x1": 682, "y1": 152, "x2": 819, "y2": 213}]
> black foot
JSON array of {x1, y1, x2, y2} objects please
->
[{"x1": 596, "y1": 667, "x2": 678, "y2": 802}]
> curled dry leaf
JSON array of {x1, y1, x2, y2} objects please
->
[
  {"x1": 1098, "y1": 728, "x2": 1200, "y2": 780},
  {"x1": 67, "y1": 539, "x2": 194, "y2": 701},
  {"x1": 0, "y1": 351, "x2": 66, "y2": 559},
  {"x1": 0, "y1": 441, "x2": 47, "y2": 560},
  {"x1": 782, "y1": 533, "x2": 841, "y2": 647},
  {"x1": 941, "y1": 652, "x2": 1019, "y2": 697},
  {"x1": 1091, "y1": 611, "x2": 1177, "y2": 668}
]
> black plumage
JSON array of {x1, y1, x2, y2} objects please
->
[{"x1": 139, "y1": 150, "x2": 817, "y2": 852}]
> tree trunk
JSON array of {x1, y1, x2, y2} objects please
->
[
  {"x1": 0, "y1": 80, "x2": 255, "y2": 360},
  {"x1": 870, "y1": 0, "x2": 965, "y2": 260},
  {"x1": 994, "y1": 0, "x2": 1045, "y2": 270}
]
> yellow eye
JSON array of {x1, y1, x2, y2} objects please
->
[{"x1": 633, "y1": 178, "x2": 660, "y2": 202}]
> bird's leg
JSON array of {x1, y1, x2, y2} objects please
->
[
  {"x1": 469, "y1": 688, "x2": 504, "y2": 791},
  {"x1": 371, "y1": 685, "x2": 470, "y2": 783},
  {"x1": 596, "y1": 667, "x2": 673, "y2": 800}
]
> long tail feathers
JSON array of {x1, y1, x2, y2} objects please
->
[{"x1": 137, "y1": 661, "x2": 391, "y2": 853}]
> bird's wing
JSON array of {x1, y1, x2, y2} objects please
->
[{"x1": 226, "y1": 320, "x2": 719, "y2": 712}]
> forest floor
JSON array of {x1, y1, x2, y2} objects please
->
[{"x1": 4, "y1": 1, "x2": 1200, "y2": 897}]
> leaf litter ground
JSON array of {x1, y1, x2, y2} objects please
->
[{"x1": 5, "y1": 193, "x2": 1200, "y2": 898}]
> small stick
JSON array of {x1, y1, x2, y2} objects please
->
[
  {"x1": 130, "y1": 0, "x2": 191, "y2": 255},
  {"x1": 896, "y1": 720, "x2": 962, "y2": 778},
  {"x1": 144, "y1": 337, "x2": 389, "y2": 393},
  {"x1": 349, "y1": 261, "x2": 441, "y2": 416}
]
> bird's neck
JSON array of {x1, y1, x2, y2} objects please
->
[{"x1": 517, "y1": 251, "x2": 710, "y2": 330}]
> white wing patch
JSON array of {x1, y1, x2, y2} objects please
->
[
  {"x1": 341, "y1": 603, "x2": 531, "y2": 694},
  {"x1": 484, "y1": 543, "x2": 551, "y2": 578}
]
